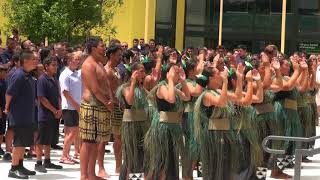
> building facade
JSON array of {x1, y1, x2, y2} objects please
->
[
  {"x1": 1, "y1": 0, "x2": 319, "y2": 54},
  {"x1": 113, "y1": 0, "x2": 320, "y2": 54}
]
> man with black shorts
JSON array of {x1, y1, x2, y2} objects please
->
[
  {"x1": 59, "y1": 51, "x2": 82, "y2": 164},
  {"x1": 5, "y1": 49, "x2": 37, "y2": 179},
  {"x1": 3, "y1": 52, "x2": 20, "y2": 161},
  {"x1": 35, "y1": 56, "x2": 63, "y2": 173}
]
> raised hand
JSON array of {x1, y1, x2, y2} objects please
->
[
  {"x1": 300, "y1": 60, "x2": 308, "y2": 70},
  {"x1": 252, "y1": 69, "x2": 261, "y2": 81},
  {"x1": 220, "y1": 69, "x2": 228, "y2": 81},
  {"x1": 236, "y1": 63, "x2": 245, "y2": 78},
  {"x1": 246, "y1": 70, "x2": 253, "y2": 81},
  {"x1": 271, "y1": 59, "x2": 280, "y2": 70},
  {"x1": 261, "y1": 53, "x2": 270, "y2": 66},
  {"x1": 131, "y1": 71, "x2": 140, "y2": 83}
]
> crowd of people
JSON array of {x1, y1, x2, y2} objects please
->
[{"x1": 0, "y1": 33, "x2": 319, "y2": 180}]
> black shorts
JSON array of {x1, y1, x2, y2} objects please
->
[
  {"x1": 0, "y1": 117, "x2": 6, "y2": 135},
  {"x1": 37, "y1": 119, "x2": 59, "y2": 145},
  {"x1": 63, "y1": 110, "x2": 79, "y2": 127},
  {"x1": 12, "y1": 126, "x2": 34, "y2": 147}
]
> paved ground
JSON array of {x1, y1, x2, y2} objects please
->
[{"x1": 0, "y1": 126, "x2": 320, "y2": 180}]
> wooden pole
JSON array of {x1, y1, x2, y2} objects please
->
[
  {"x1": 218, "y1": 0, "x2": 224, "y2": 45},
  {"x1": 281, "y1": 0, "x2": 287, "y2": 53},
  {"x1": 144, "y1": 0, "x2": 150, "y2": 41}
]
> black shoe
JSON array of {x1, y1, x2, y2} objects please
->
[
  {"x1": 51, "y1": 145, "x2": 63, "y2": 150},
  {"x1": 3, "y1": 152, "x2": 12, "y2": 161},
  {"x1": 19, "y1": 166, "x2": 36, "y2": 176},
  {"x1": 35, "y1": 164, "x2": 47, "y2": 173},
  {"x1": 24, "y1": 152, "x2": 33, "y2": 159},
  {"x1": 44, "y1": 162, "x2": 63, "y2": 169},
  {"x1": 8, "y1": 169, "x2": 29, "y2": 179},
  {"x1": 0, "y1": 148, "x2": 5, "y2": 155}
]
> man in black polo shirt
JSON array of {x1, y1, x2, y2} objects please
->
[
  {"x1": 5, "y1": 49, "x2": 37, "y2": 179},
  {"x1": 35, "y1": 56, "x2": 63, "y2": 173}
]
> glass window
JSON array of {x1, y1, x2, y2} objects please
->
[
  {"x1": 224, "y1": 0, "x2": 250, "y2": 12},
  {"x1": 156, "y1": 0, "x2": 173, "y2": 23},
  {"x1": 185, "y1": 0, "x2": 206, "y2": 25},
  {"x1": 298, "y1": 0, "x2": 320, "y2": 15},
  {"x1": 270, "y1": 0, "x2": 282, "y2": 13}
]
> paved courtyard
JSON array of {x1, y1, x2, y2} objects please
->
[{"x1": 0, "y1": 126, "x2": 320, "y2": 180}]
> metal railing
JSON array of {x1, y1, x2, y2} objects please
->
[{"x1": 262, "y1": 135, "x2": 320, "y2": 180}]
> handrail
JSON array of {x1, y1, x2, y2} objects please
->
[
  {"x1": 262, "y1": 135, "x2": 320, "y2": 154},
  {"x1": 262, "y1": 135, "x2": 320, "y2": 180}
]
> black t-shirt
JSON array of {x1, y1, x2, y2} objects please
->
[
  {"x1": 37, "y1": 74, "x2": 60, "y2": 122},
  {"x1": 6, "y1": 68, "x2": 36, "y2": 126}
]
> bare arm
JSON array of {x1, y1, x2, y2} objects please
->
[
  {"x1": 270, "y1": 69, "x2": 283, "y2": 92},
  {"x1": 39, "y1": 96, "x2": 59, "y2": 114},
  {"x1": 63, "y1": 90, "x2": 80, "y2": 111},
  {"x1": 4, "y1": 94, "x2": 12, "y2": 114},
  {"x1": 157, "y1": 80, "x2": 176, "y2": 104},
  {"x1": 123, "y1": 73, "x2": 138, "y2": 105},
  {"x1": 177, "y1": 81, "x2": 191, "y2": 102},
  {"x1": 186, "y1": 81, "x2": 203, "y2": 97},
  {"x1": 252, "y1": 80, "x2": 264, "y2": 103}
]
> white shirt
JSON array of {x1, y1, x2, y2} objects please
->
[{"x1": 59, "y1": 67, "x2": 82, "y2": 110}]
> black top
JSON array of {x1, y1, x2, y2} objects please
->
[
  {"x1": 156, "y1": 96, "x2": 175, "y2": 112},
  {"x1": 274, "y1": 90, "x2": 294, "y2": 101},
  {"x1": 37, "y1": 73, "x2": 60, "y2": 122}
]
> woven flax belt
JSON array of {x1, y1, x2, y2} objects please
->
[
  {"x1": 284, "y1": 99, "x2": 297, "y2": 110},
  {"x1": 159, "y1": 111, "x2": 182, "y2": 123},
  {"x1": 255, "y1": 103, "x2": 274, "y2": 115},
  {"x1": 307, "y1": 96, "x2": 316, "y2": 104},
  {"x1": 208, "y1": 118, "x2": 230, "y2": 130},
  {"x1": 122, "y1": 109, "x2": 147, "y2": 122}
]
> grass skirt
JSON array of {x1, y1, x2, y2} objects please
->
[
  {"x1": 119, "y1": 120, "x2": 150, "y2": 180},
  {"x1": 298, "y1": 106, "x2": 313, "y2": 149},
  {"x1": 273, "y1": 101, "x2": 302, "y2": 154},
  {"x1": 144, "y1": 112, "x2": 182, "y2": 180},
  {"x1": 181, "y1": 112, "x2": 199, "y2": 178},
  {"x1": 200, "y1": 129, "x2": 236, "y2": 180}
]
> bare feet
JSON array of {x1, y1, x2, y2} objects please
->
[
  {"x1": 271, "y1": 169, "x2": 292, "y2": 179},
  {"x1": 98, "y1": 168, "x2": 111, "y2": 178},
  {"x1": 88, "y1": 175, "x2": 106, "y2": 180}
]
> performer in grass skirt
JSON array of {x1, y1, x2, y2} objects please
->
[
  {"x1": 272, "y1": 57, "x2": 307, "y2": 178},
  {"x1": 193, "y1": 66, "x2": 235, "y2": 180},
  {"x1": 250, "y1": 54, "x2": 283, "y2": 180},
  {"x1": 228, "y1": 67, "x2": 263, "y2": 180},
  {"x1": 117, "y1": 63, "x2": 150, "y2": 180},
  {"x1": 144, "y1": 64, "x2": 190, "y2": 180},
  {"x1": 181, "y1": 59, "x2": 203, "y2": 180},
  {"x1": 306, "y1": 56, "x2": 318, "y2": 150}
]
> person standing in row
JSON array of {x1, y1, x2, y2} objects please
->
[
  {"x1": 6, "y1": 49, "x2": 37, "y2": 179},
  {"x1": 79, "y1": 37, "x2": 113, "y2": 180},
  {"x1": 59, "y1": 51, "x2": 82, "y2": 164},
  {"x1": 35, "y1": 56, "x2": 63, "y2": 173}
]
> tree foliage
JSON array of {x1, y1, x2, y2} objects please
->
[{"x1": 3, "y1": 0, "x2": 123, "y2": 44}]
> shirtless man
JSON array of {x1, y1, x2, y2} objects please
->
[
  {"x1": 80, "y1": 37, "x2": 113, "y2": 180},
  {"x1": 102, "y1": 44, "x2": 123, "y2": 175}
]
